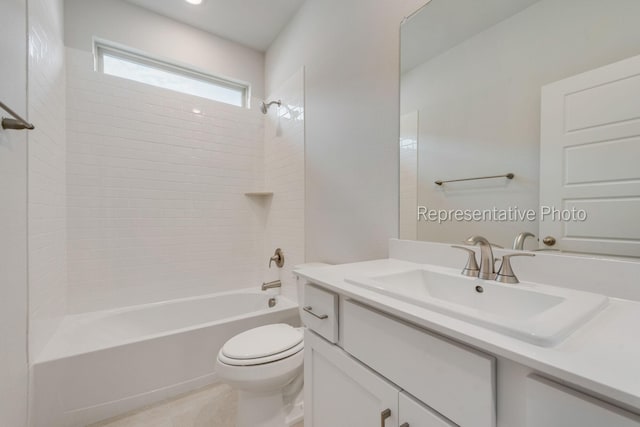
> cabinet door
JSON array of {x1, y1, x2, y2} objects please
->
[
  {"x1": 342, "y1": 299, "x2": 495, "y2": 427},
  {"x1": 399, "y1": 392, "x2": 456, "y2": 427},
  {"x1": 304, "y1": 329, "x2": 400, "y2": 427},
  {"x1": 526, "y1": 375, "x2": 640, "y2": 427}
]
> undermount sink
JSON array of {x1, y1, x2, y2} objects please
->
[{"x1": 345, "y1": 267, "x2": 609, "y2": 347}]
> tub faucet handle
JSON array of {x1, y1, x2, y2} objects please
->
[{"x1": 269, "y1": 248, "x2": 285, "y2": 268}]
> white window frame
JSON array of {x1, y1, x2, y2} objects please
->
[{"x1": 93, "y1": 41, "x2": 250, "y2": 108}]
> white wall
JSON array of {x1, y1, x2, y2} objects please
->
[
  {"x1": 64, "y1": 0, "x2": 266, "y2": 99},
  {"x1": 401, "y1": 0, "x2": 640, "y2": 248},
  {"x1": 261, "y1": 68, "x2": 305, "y2": 301},
  {"x1": 0, "y1": 0, "x2": 28, "y2": 424},
  {"x1": 65, "y1": 48, "x2": 266, "y2": 313},
  {"x1": 265, "y1": 0, "x2": 427, "y2": 264},
  {"x1": 28, "y1": 0, "x2": 67, "y2": 361}
]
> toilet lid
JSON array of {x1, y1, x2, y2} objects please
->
[{"x1": 221, "y1": 324, "x2": 303, "y2": 360}]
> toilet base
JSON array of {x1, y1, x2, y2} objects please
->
[
  {"x1": 284, "y1": 390, "x2": 304, "y2": 426},
  {"x1": 234, "y1": 375, "x2": 303, "y2": 427},
  {"x1": 236, "y1": 390, "x2": 302, "y2": 427}
]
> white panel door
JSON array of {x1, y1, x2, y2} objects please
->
[
  {"x1": 304, "y1": 330, "x2": 400, "y2": 427},
  {"x1": 0, "y1": 0, "x2": 29, "y2": 426},
  {"x1": 540, "y1": 54, "x2": 640, "y2": 257}
]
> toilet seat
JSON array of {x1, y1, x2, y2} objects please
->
[{"x1": 219, "y1": 324, "x2": 303, "y2": 366}]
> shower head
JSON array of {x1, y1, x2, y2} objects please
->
[{"x1": 260, "y1": 99, "x2": 281, "y2": 114}]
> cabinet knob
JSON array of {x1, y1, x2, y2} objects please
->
[
  {"x1": 380, "y1": 408, "x2": 391, "y2": 427},
  {"x1": 400, "y1": 423, "x2": 410, "y2": 427}
]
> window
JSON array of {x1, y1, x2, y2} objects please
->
[{"x1": 95, "y1": 42, "x2": 248, "y2": 107}]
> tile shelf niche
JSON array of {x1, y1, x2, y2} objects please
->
[{"x1": 244, "y1": 192, "x2": 274, "y2": 197}]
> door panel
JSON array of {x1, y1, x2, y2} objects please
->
[{"x1": 540, "y1": 54, "x2": 640, "y2": 257}]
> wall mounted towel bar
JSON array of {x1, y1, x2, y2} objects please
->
[
  {"x1": 0, "y1": 100, "x2": 35, "y2": 130},
  {"x1": 435, "y1": 173, "x2": 514, "y2": 186}
]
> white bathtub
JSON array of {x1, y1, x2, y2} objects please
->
[{"x1": 31, "y1": 289, "x2": 299, "y2": 427}]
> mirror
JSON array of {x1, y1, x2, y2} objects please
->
[{"x1": 400, "y1": 0, "x2": 640, "y2": 257}]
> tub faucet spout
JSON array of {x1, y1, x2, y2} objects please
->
[{"x1": 262, "y1": 280, "x2": 281, "y2": 291}]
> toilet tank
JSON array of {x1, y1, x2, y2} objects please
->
[{"x1": 293, "y1": 263, "x2": 331, "y2": 321}]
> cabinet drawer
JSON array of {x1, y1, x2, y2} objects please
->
[
  {"x1": 302, "y1": 284, "x2": 338, "y2": 343},
  {"x1": 342, "y1": 299, "x2": 495, "y2": 427},
  {"x1": 400, "y1": 392, "x2": 456, "y2": 427},
  {"x1": 526, "y1": 375, "x2": 640, "y2": 427}
]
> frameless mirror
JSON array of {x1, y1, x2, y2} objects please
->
[{"x1": 400, "y1": 0, "x2": 640, "y2": 258}]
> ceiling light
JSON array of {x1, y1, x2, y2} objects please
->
[{"x1": 185, "y1": 0, "x2": 202, "y2": 4}]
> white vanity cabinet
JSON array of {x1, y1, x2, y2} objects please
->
[
  {"x1": 305, "y1": 330, "x2": 454, "y2": 427},
  {"x1": 525, "y1": 375, "x2": 640, "y2": 427},
  {"x1": 302, "y1": 282, "x2": 640, "y2": 427}
]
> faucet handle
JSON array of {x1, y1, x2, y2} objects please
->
[
  {"x1": 495, "y1": 253, "x2": 535, "y2": 284},
  {"x1": 451, "y1": 245, "x2": 480, "y2": 277},
  {"x1": 269, "y1": 248, "x2": 285, "y2": 268}
]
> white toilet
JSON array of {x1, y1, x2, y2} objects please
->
[{"x1": 216, "y1": 263, "x2": 328, "y2": 427}]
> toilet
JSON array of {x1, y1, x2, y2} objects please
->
[{"x1": 216, "y1": 263, "x2": 329, "y2": 427}]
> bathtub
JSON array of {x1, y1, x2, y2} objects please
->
[{"x1": 31, "y1": 289, "x2": 299, "y2": 427}]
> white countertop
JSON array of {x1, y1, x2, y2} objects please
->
[{"x1": 296, "y1": 258, "x2": 640, "y2": 412}]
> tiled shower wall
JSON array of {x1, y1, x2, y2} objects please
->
[
  {"x1": 28, "y1": 0, "x2": 67, "y2": 359},
  {"x1": 65, "y1": 48, "x2": 266, "y2": 313},
  {"x1": 261, "y1": 69, "x2": 306, "y2": 301}
]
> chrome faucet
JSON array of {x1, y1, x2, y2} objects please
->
[
  {"x1": 465, "y1": 236, "x2": 496, "y2": 280},
  {"x1": 261, "y1": 280, "x2": 281, "y2": 291},
  {"x1": 512, "y1": 232, "x2": 535, "y2": 250}
]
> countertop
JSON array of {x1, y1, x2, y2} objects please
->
[{"x1": 296, "y1": 258, "x2": 640, "y2": 412}]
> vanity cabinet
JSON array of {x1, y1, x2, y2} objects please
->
[
  {"x1": 305, "y1": 329, "x2": 454, "y2": 427},
  {"x1": 525, "y1": 375, "x2": 640, "y2": 427},
  {"x1": 302, "y1": 282, "x2": 640, "y2": 427}
]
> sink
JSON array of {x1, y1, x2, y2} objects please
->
[{"x1": 345, "y1": 267, "x2": 608, "y2": 346}]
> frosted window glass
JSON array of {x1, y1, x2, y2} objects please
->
[{"x1": 101, "y1": 52, "x2": 245, "y2": 107}]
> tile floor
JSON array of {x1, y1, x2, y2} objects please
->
[{"x1": 89, "y1": 383, "x2": 304, "y2": 427}]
